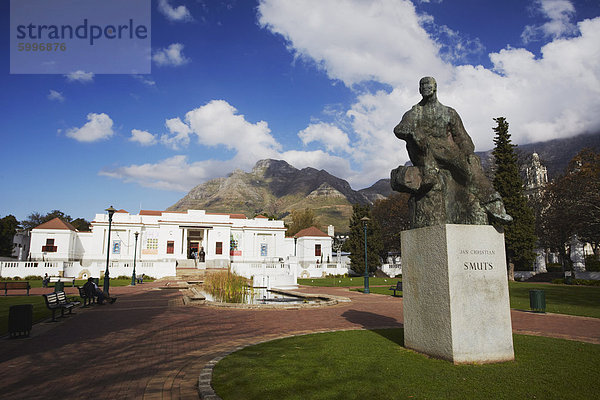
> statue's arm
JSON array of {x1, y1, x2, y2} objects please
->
[
  {"x1": 449, "y1": 108, "x2": 475, "y2": 154},
  {"x1": 394, "y1": 110, "x2": 414, "y2": 140}
]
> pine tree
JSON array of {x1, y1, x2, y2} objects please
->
[
  {"x1": 346, "y1": 204, "x2": 383, "y2": 275},
  {"x1": 491, "y1": 117, "x2": 537, "y2": 274}
]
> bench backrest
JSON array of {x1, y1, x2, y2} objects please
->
[
  {"x1": 50, "y1": 277, "x2": 75, "y2": 282},
  {"x1": 1, "y1": 281, "x2": 30, "y2": 289},
  {"x1": 394, "y1": 282, "x2": 402, "y2": 289},
  {"x1": 56, "y1": 291, "x2": 70, "y2": 304},
  {"x1": 43, "y1": 292, "x2": 59, "y2": 306}
]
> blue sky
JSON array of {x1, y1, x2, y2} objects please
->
[{"x1": 1, "y1": 0, "x2": 599, "y2": 222}]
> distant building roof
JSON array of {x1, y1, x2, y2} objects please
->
[
  {"x1": 116, "y1": 209, "x2": 128, "y2": 213},
  {"x1": 33, "y1": 217, "x2": 77, "y2": 231},
  {"x1": 294, "y1": 226, "x2": 329, "y2": 238},
  {"x1": 255, "y1": 215, "x2": 268, "y2": 219},
  {"x1": 139, "y1": 210, "x2": 163, "y2": 216}
]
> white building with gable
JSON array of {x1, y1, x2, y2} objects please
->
[{"x1": 0, "y1": 209, "x2": 343, "y2": 288}]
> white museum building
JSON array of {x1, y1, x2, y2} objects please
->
[{"x1": 0, "y1": 209, "x2": 347, "y2": 288}]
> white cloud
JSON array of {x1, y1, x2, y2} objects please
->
[
  {"x1": 100, "y1": 156, "x2": 232, "y2": 191},
  {"x1": 153, "y1": 43, "x2": 190, "y2": 66},
  {"x1": 157, "y1": 0, "x2": 192, "y2": 22},
  {"x1": 130, "y1": 129, "x2": 157, "y2": 146},
  {"x1": 280, "y1": 150, "x2": 354, "y2": 179},
  {"x1": 66, "y1": 113, "x2": 114, "y2": 143},
  {"x1": 104, "y1": 2, "x2": 600, "y2": 192},
  {"x1": 47, "y1": 90, "x2": 65, "y2": 102},
  {"x1": 183, "y1": 100, "x2": 282, "y2": 164},
  {"x1": 522, "y1": 0, "x2": 577, "y2": 43},
  {"x1": 132, "y1": 74, "x2": 156, "y2": 86},
  {"x1": 161, "y1": 117, "x2": 192, "y2": 149},
  {"x1": 65, "y1": 70, "x2": 95, "y2": 83},
  {"x1": 298, "y1": 122, "x2": 351, "y2": 153},
  {"x1": 255, "y1": 0, "x2": 600, "y2": 187},
  {"x1": 257, "y1": 0, "x2": 451, "y2": 87}
]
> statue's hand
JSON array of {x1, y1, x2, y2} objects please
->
[{"x1": 391, "y1": 166, "x2": 432, "y2": 194}]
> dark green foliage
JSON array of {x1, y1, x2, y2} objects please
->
[
  {"x1": 346, "y1": 204, "x2": 383, "y2": 275},
  {"x1": 21, "y1": 209, "x2": 90, "y2": 231},
  {"x1": 585, "y1": 255, "x2": 600, "y2": 272},
  {"x1": 286, "y1": 208, "x2": 319, "y2": 237},
  {"x1": 539, "y1": 149, "x2": 600, "y2": 269},
  {"x1": 492, "y1": 117, "x2": 537, "y2": 271},
  {"x1": 0, "y1": 215, "x2": 20, "y2": 257},
  {"x1": 371, "y1": 193, "x2": 410, "y2": 256},
  {"x1": 70, "y1": 217, "x2": 91, "y2": 231}
]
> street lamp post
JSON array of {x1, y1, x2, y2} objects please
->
[
  {"x1": 361, "y1": 216, "x2": 370, "y2": 294},
  {"x1": 103, "y1": 206, "x2": 116, "y2": 296},
  {"x1": 131, "y1": 232, "x2": 139, "y2": 286}
]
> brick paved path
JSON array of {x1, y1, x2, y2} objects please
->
[{"x1": 0, "y1": 281, "x2": 598, "y2": 400}]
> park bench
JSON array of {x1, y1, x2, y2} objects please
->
[
  {"x1": 56, "y1": 291, "x2": 81, "y2": 308},
  {"x1": 77, "y1": 286, "x2": 97, "y2": 307},
  {"x1": 43, "y1": 291, "x2": 78, "y2": 321},
  {"x1": 0, "y1": 281, "x2": 31, "y2": 296},
  {"x1": 388, "y1": 281, "x2": 403, "y2": 297},
  {"x1": 49, "y1": 276, "x2": 76, "y2": 287}
]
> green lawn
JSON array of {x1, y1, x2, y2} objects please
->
[
  {"x1": 507, "y1": 282, "x2": 600, "y2": 318},
  {"x1": 0, "y1": 295, "x2": 68, "y2": 334},
  {"x1": 298, "y1": 277, "x2": 400, "y2": 287},
  {"x1": 349, "y1": 281, "x2": 600, "y2": 319},
  {"x1": 213, "y1": 329, "x2": 600, "y2": 400}
]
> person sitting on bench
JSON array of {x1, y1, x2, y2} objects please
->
[{"x1": 83, "y1": 277, "x2": 117, "y2": 305}]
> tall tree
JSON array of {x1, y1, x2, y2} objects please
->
[
  {"x1": 21, "y1": 209, "x2": 90, "y2": 231},
  {"x1": 491, "y1": 117, "x2": 537, "y2": 276},
  {"x1": 371, "y1": 192, "x2": 410, "y2": 257},
  {"x1": 567, "y1": 149, "x2": 600, "y2": 257},
  {"x1": 540, "y1": 149, "x2": 600, "y2": 262},
  {"x1": 286, "y1": 208, "x2": 319, "y2": 237},
  {"x1": 0, "y1": 215, "x2": 20, "y2": 257},
  {"x1": 70, "y1": 218, "x2": 91, "y2": 231},
  {"x1": 346, "y1": 204, "x2": 383, "y2": 275}
]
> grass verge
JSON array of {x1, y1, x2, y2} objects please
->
[
  {"x1": 0, "y1": 296, "x2": 59, "y2": 335},
  {"x1": 350, "y1": 281, "x2": 600, "y2": 319},
  {"x1": 213, "y1": 329, "x2": 599, "y2": 400},
  {"x1": 507, "y1": 282, "x2": 600, "y2": 318}
]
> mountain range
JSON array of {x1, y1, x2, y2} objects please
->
[{"x1": 168, "y1": 133, "x2": 599, "y2": 232}]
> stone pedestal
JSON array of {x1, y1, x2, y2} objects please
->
[
  {"x1": 534, "y1": 248, "x2": 547, "y2": 273},
  {"x1": 401, "y1": 224, "x2": 514, "y2": 364},
  {"x1": 569, "y1": 236, "x2": 586, "y2": 272}
]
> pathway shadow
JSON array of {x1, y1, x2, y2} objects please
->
[{"x1": 341, "y1": 309, "x2": 404, "y2": 346}]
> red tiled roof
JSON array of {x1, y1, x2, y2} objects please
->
[
  {"x1": 255, "y1": 215, "x2": 268, "y2": 219},
  {"x1": 33, "y1": 217, "x2": 77, "y2": 231},
  {"x1": 116, "y1": 209, "x2": 128, "y2": 213},
  {"x1": 139, "y1": 210, "x2": 163, "y2": 216},
  {"x1": 294, "y1": 226, "x2": 329, "y2": 238}
]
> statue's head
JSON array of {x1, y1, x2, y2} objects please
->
[{"x1": 419, "y1": 76, "x2": 437, "y2": 98}]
